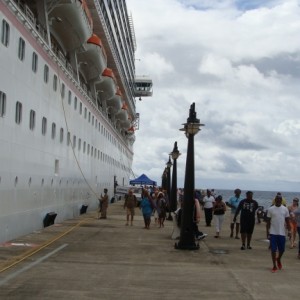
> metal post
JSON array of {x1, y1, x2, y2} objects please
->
[
  {"x1": 175, "y1": 103, "x2": 204, "y2": 250},
  {"x1": 170, "y1": 142, "x2": 180, "y2": 212},
  {"x1": 161, "y1": 167, "x2": 167, "y2": 190},
  {"x1": 166, "y1": 156, "x2": 172, "y2": 220}
]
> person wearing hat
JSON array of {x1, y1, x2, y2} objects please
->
[
  {"x1": 226, "y1": 188, "x2": 242, "y2": 239},
  {"x1": 233, "y1": 191, "x2": 258, "y2": 250},
  {"x1": 288, "y1": 197, "x2": 299, "y2": 248}
]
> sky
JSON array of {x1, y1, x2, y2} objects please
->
[{"x1": 127, "y1": 0, "x2": 300, "y2": 192}]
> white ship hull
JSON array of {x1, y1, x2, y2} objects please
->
[{"x1": 0, "y1": 0, "x2": 137, "y2": 243}]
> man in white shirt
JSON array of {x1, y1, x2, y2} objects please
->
[
  {"x1": 203, "y1": 189, "x2": 215, "y2": 226},
  {"x1": 266, "y1": 195, "x2": 291, "y2": 273}
]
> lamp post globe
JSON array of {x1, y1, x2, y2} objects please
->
[
  {"x1": 175, "y1": 103, "x2": 204, "y2": 250},
  {"x1": 166, "y1": 156, "x2": 173, "y2": 220},
  {"x1": 170, "y1": 141, "x2": 181, "y2": 212}
]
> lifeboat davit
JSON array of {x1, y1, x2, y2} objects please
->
[
  {"x1": 77, "y1": 34, "x2": 107, "y2": 82},
  {"x1": 96, "y1": 68, "x2": 117, "y2": 101},
  {"x1": 107, "y1": 88, "x2": 122, "y2": 114},
  {"x1": 49, "y1": 0, "x2": 93, "y2": 52}
]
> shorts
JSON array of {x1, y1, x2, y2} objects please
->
[
  {"x1": 269, "y1": 234, "x2": 286, "y2": 253},
  {"x1": 240, "y1": 220, "x2": 255, "y2": 234},
  {"x1": 126, "y1": 207, "x2": 135, "y2": 216},
  {"x1": 230, "y1": 213, "x2": 240, "y2": 223}
]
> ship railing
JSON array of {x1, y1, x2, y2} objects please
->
[
  {"x1": 58, "y1": 51, "x2": 67, "y2": 67},
  {"x1": 67, "y1": 63, "x2": 75, "y2": 77},
  {"x1": 6, "y1": 1, "x2": 36, "y2": 26},
  {"x1": 35, "y1": 24, "x2": 48, "y2": 43},
  {"x1": 24, "y1": 4, "x2": 35, "y2": 25}
]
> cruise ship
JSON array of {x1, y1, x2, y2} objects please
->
[{"x1": 0, "y1": 0, "x2": 153, "y2": 243}]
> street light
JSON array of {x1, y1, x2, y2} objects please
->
[
  {"x1": 175, "y1": 103, "x2": 204, "y2": 250},
  {"x1": 161, "y1": 167, "x2": 168, "y2": 190},
  {"x1": 166, "y1": 156, "x2": 173, "y2": 220},
  {"x1": 170, "y1": 141, "x2": 181, "y2": 212}
]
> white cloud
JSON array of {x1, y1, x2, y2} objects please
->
[
  {"x1": 128, "y1": 0, "x2": 300, "y2": 192},
  {"x1": 140, "y1": 52, "x2": 175, "y2": 80},
  {"x1": 274, "y1": 120, "x2": 300, "y2": 136}
]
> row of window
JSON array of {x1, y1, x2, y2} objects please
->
[
  {"x1": 0, "y1": 175, "x2": 110, "y2": 189},
  {"x1": 0, "y1": 91, "x2": 130, "y2": 172},
  {"x1": 1, "y1": 17, "x2": 131, "y2": 160}
]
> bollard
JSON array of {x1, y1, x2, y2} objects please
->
[
  {"x1": 80, "y1": 204, "x2": 88, "y2": 215},
  {"x1": 43, "y1": 212, "x2": 57, "y2": 227}
]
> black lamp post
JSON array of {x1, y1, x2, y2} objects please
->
[
  {"x1": 166, "y1": 156, "x2": 173, "y2": 220},
  {"x1": 170, "y1": 141, "x2": 181, "y2": 212},
  {"x1": 175, "y1": 103, "x2": 204, "y2": 250},
  {"x1": 161, "y1": 167, "x2": 168, "y2": 190}
]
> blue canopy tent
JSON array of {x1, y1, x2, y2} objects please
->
[{"x1": 129, "y1": 174, "x2": 157, "y2": 186}]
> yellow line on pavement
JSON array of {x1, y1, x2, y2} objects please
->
[{"x1": 0, "y1": 217, "x2": 93, "y2": 273}]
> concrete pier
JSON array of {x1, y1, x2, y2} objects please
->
[{"x1": 0, "y1": 200, "x2": 299, "y2": 299}]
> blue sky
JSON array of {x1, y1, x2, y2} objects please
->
[
  {"x1": 235, "y1": 0, "x2": 277, "y2": 10},
  {"x1": 128, "y1": 0, "x2": 300, "y2": 192},
  {"x1": 178, "y1": 0, "x2": 278, "y2": 10}
]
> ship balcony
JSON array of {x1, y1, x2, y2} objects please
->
[
  {"x1": 134, "y1": 76, "x2": 153, "y2": 98},
  {"x1": 48, "y1": 0, "x2": 93, "y2": 52}
]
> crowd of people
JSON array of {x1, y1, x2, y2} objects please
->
[{"x1": 98, "y1": 186, "x2": 300, "y2": 272}]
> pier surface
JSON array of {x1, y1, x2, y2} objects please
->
[{"x1": 0, "y1": 200, "x2": 299, "y2": 299}]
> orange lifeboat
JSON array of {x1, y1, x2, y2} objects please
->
[
  {"x1": 77, "y1": 34, "x2": 107, "y2": 82},
  {"x1": 107, "y1": 87, "x2": 122, "y2": 114},
  {"x1": 96, "y1": 68, "x2": 117, "y2": 101},
  {"x1": 127, "y1": 126, "x2": 135, "y2": 134},
  {"x1": 48, "y1": 0, "x2": 93, "y2": 51}
]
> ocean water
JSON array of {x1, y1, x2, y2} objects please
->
[{"x1": 212, "y1": 189, "x2": 300, "y2": 209}]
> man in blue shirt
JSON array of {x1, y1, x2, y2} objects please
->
[{"x1": 226, "y1": 188, "x2": 242, "y2": 239}]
